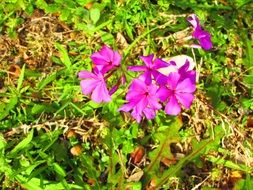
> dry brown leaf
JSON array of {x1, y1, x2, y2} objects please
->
[
  {"x1": 126, "y1": 170, "x2": 144, "y2": 182},
  {"x1": 66, "y1": 130, "x2": 77, "y2": 139},
  {"x1": 160, "y1": 157, "x2": 177, "y2": 167},
  {"x1": 9, "y1": 64, "x2": 21, "y2": 77},
  {"x1": 145, "y1": 178, "x2": 156, "y2": 190},
  {"x1": 70, "y1": 145, "x2": 82, "y2": 156},
  {"x1": 130, "y1": 146, "x2": 145, "y2": 165},
  {"x1": 85, "y1": 2, "x2": 93, "y2": 9},
  {"x1": 246, "y1": 116, "x2": 253, "y2": 128}
]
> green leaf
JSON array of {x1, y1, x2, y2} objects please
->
[
  {"x1": 125, "y1": 23, "x2": 134, "y2": 41},
  {"x1": 100, "y1": 31, "x2": 115, "y2": 45},
  {"x1": 244, "y1": 75, "x2": 253, "y2": 85},
  {"x1": 16, "y1": 0, "x2": 26, "y2": 10},
  {"x1": 235, "y1": 174, "x2": 253, "y2": 190},
  {"x1": 0, "y1": 96, "x2": 18, "y2": 121},
  {"x1": 35, "y1": 0, "x2": 48, "y2": 10},
  {"x1": 245, "y1": 174, "x2": 253, "y2": 190},
  {"x1": 125, "y1": 182, "x2": 142, "y2": 190},
  {"x1": 59, "y1": 9, "x2": 71, "y2": 21},
  {"x1": 15, "y1": 175, "x2": 44, "y2": 190},
  {"x1": 55, "y1": 43, "x2": 72, "y2": 71},
  {"x1": 17, "y1": 64, "x2": 25, "y2": 92},
  {"x1": 15, "y1": 175, "x2": 83, "y2": 190},
  {"x1": 89, "y1": 8, "x2": 100, "y2": 24},
  {"x1": 143, "y1": 117, "x2": 182, "y2": 186},
  {"x1": 241, "y1": 98, "x2": 253, "y2": 109},
  {"x1": 52, "y1": 163, "x2": 66, "y2": 177},
  {"x1": 9, "y1": 129, "x2": 34, "y2": 157},
  {"x1": 76, "y1": 0, "x2": 90, "y2": 6},
  {"x1": 243, "y1": 35, "x2": 253, "y2": 73},
  {"x1": 31, "y1": 104, "x2": 47, "y2": 115},
  {"x1": 235, "y1": 0, "x2": 252, "y2": 8},
  {"x1": 24, "y1": 160, "x2": 46, "y2": 176},
  {"x1": 80, "y1": 154, "x2": 100, "y2": 189},
  {"x1": 37, "y1": 72, "x2": 57, "y2": 90},
  {"x1": 155, "y1": 125, "x2": 225, "y2": 188},
  {"x1": 207, "y1": 156, "x2": 253, "y2": 173},
  {"x1": 0, "y1": 133, "x2": 6, "y2": 151}
]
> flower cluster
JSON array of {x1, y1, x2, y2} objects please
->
[
  {"x1": 187, "y1": 14, "x2": 213, "y2": 50},
  {"x1": 78, "y1": 14, "x2": 212, "y2": 123},
  {"x1": 78, "y1": 45, "x2": 121, "y2": 103},
  {"x1": 120, "y1": 55, "x2": 196, "y2": 122}
]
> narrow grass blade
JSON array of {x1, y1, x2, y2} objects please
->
[{"x1": 17, "y1": 64, "x2": 25, "y2": 92}]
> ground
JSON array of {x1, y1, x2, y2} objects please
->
[{"x1": 0, "y1": 0, "x2": 253, "y2": 189}]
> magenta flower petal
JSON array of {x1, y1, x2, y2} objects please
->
[
  {"x1": 79, "y1": 70, "x2": 111, "y2": 103},
  {"x1": 129, "y1": 78, "x2": 147, "y2": 92},
  {"x1": 91, "y1": 82, "x2": 111, "y2": 103},
  {"x1": 179, "y1": 70, "x2": 196, "y2": 84},
  {"x1": 167, "y1": 72, "x2": 181, "y2": 90},
  {"x1": 109, "y1": 85, "x2": 118, "y2": 96},
  {"x1": 80, "y1": 80, "x2": 98, "y2": 95},
  {"x1": 91, "y1": 53, "x2": 108, "y2": 65},
  {"x1": 128, "y1": 54, "x2": 169, "y2": 85},
  {"x1": 148, "y1": 96, "x2": 162, "y2": 110},
  {"x1": 162, "y1": 65, "x2": 196, "y2": 115},
  {"x1": 142, "y1": 71, "x2": 152, "y2": 85},
  {"x1": 165, "y1": 95, "x2": 181, "y2": 115},
  {"x1": 91, "y1": 84, "x2": 103, "y2": 103},
  {"x1": 153, "y1": 58, "x2": 169, "y2": 69},
  {"x1": 175, "y1": 60, "x2": 197, "y2": 83},
  {"x1": 118, "y1": 102, "x2": 135, "y2": 112},
  {"x1": 196, "y1": 30, "x2": 213, "y2": 50},
  {"x1": 143, "y1": 108, "x2": 156, "y2": 120},
  {"x1": 101, "y1": 86, "x2": 112, "y2": 102},
  {"x1": 187, "y1": 14, "x2": 212, "y2": 51},
  {"x1": 140, "y1": 54, "x2": 154, "y2": 67},
  {"x1": 113, "y1": 51, "x2": 122, "y2": 66},
  {"x1": 200, "y1": 38, "x2": 212, "y2": 50},
  {"x1": 155, "y1": 73, "x2": 168, "y2": 85},
  {"x1": 131, "y1": 108, "x2": 142, "y2": 123},
  {"x1": 195, "y1": 30, "x2": 212, "y2": 50},
  {"x1": 178, "y1": 60, "x2": 190, "y2": 73},
  {"x1": 90, "y1": 45, "x2": 121, "y2": 73},
  {"x1": 78, "y1": 71, "x2": 96, "y2": 79},
  {"x1": 157, "y1": 86, "x2": 170, "y2": 102},
  {"x1": 99, "y1": 45, "x2": 114, "y2": 61},
  {"x1": 187, "y1": 70, "x2": 197, "y2": 83},
  {"x1": 148, "y1": 83, "x2": 159, "y2": 94},
  {"x1": 175, "y1": 93, "x2": 194, "y2": 109},
  {"x1": 187, "y1": 14, "x2": 200, "y2": 30},
  {"x1": 176, "y1": 78, "x2": 196, "y2": 93},
  {"x1": 135, "y1": 97, "x2": 149, "y2": 114},
  {"x1": 119, "y1": 79, "x2": 161, "y2": 123},
  {"x1": 126, "y1": 91, "x2": 143, "y2": 102}
]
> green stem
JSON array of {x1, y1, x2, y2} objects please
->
[
  {"x1": 122, "y1": 20, "x2": 176, "y2": 62},
  {"x1": 156, "y1": 130, "x2": 224, "y2": 188},
  {"x1": 122, "y1": 27, "x2": 157, "y2": 62}
]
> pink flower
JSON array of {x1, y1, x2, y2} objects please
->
[
  {"x1": 159, "y1": 55, "x2": 196, "y2": 74},
  {"x1": 78, "y1": 69, "x2": 111, "y2": 103},
  {"x1": 128, "y1": 54, "x2": 169, "y2": 85},
  {"x1": 118, "y1": 78, "x2": 162, "y2": 123},
  {"x1": 187, "y1": 14, "x2": 212, "y2": 50},
  {"x1": 157, "y1": 56, "x2": 196, "y2": 85},
  {"x1": 176, "y1": 59, "x2": 196, "y2": 83},
  {"x1": 158, "y1": 70, "x2": 196, "y2": 115},
  {"x1": 90, "y1": 45, "x2": 121, "y2": 74}
]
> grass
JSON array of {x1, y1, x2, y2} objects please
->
[{"x1": 0, "y1": 0, "x2": 253, "y2": 189}]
